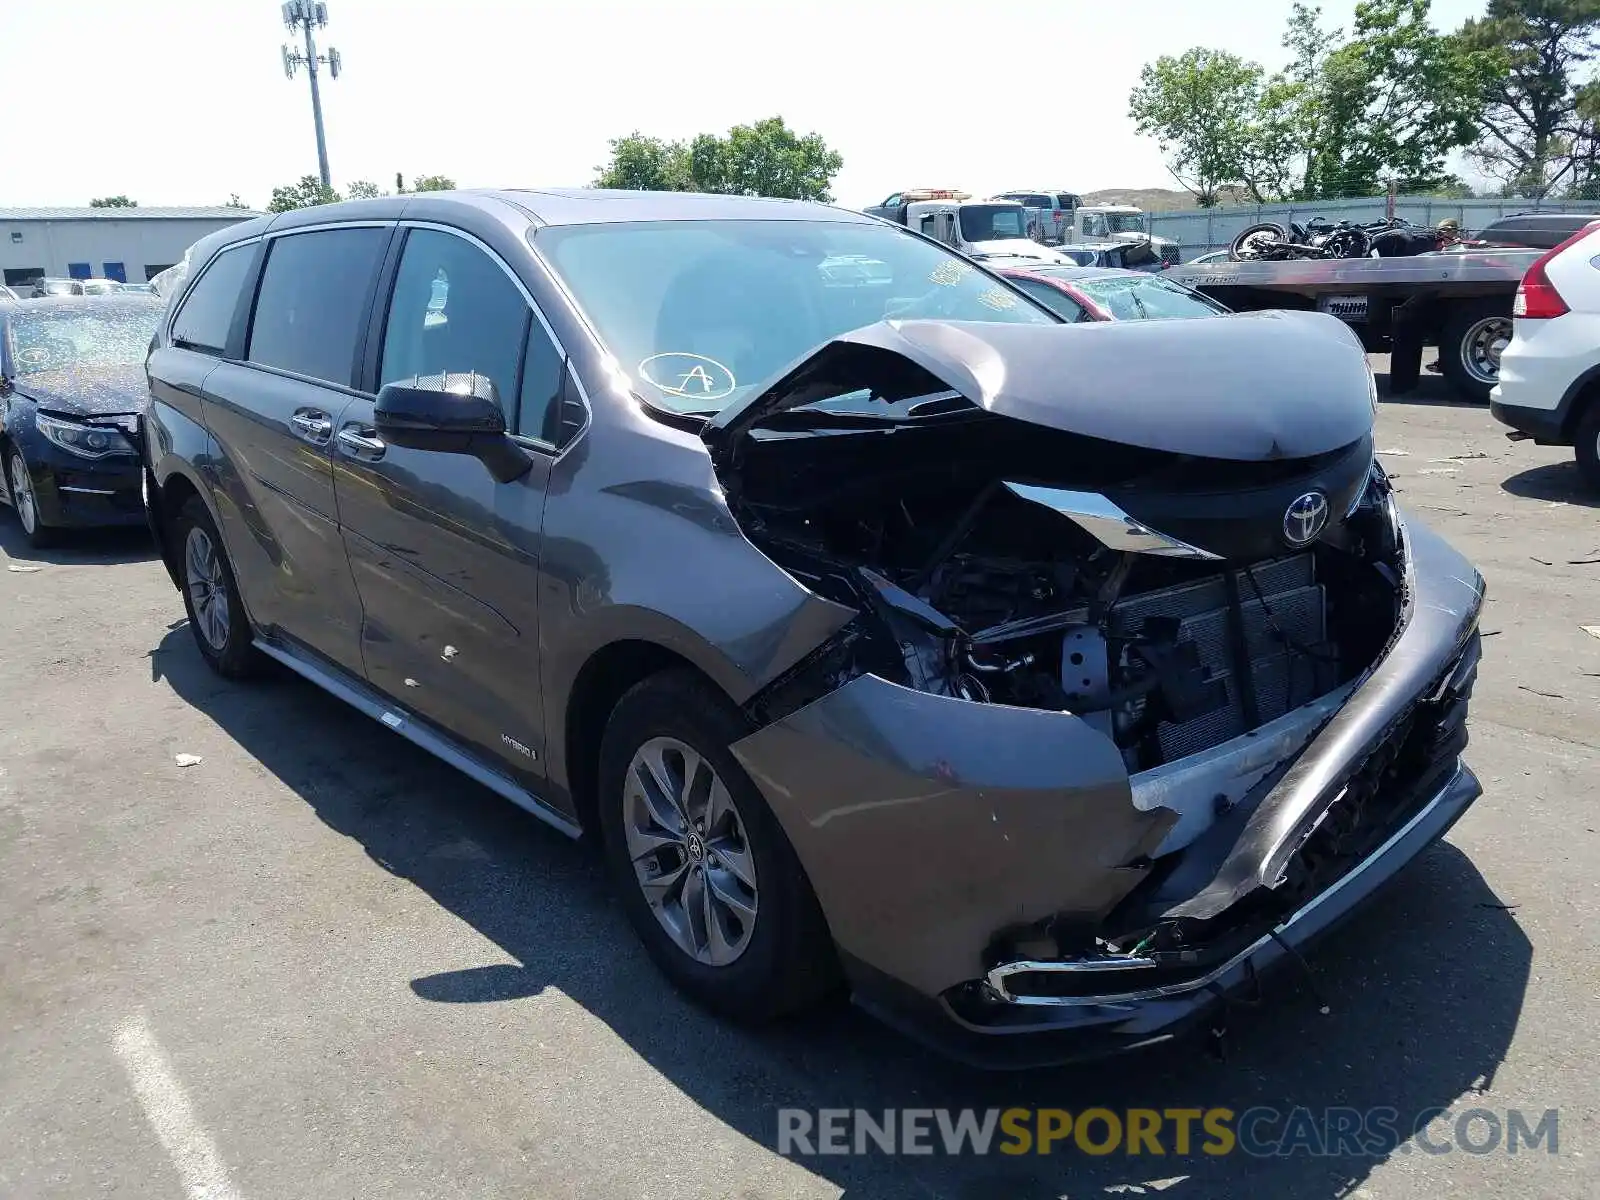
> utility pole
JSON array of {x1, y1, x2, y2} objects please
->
[{"x1": 280, "y1": 2, "x2": 342, "y2": 191}]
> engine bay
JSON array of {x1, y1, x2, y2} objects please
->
[{"x1": 721, "y1": 401, "x2": 1403, "y2": 778}]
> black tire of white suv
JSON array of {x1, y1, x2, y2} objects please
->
[{"x1": 1575, "y1": 402, "x2": 1600, "y2": 492}]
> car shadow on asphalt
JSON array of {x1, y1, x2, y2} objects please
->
[
  {"x1": 151, "y1": 626, "x2": 1532, "y2": 1200},
  {"x1": 1500, "y1": 461, "x2": 1600, "y2": 509},
  {"x1": 0, "y1": 519, "x2": 156, "y2": 566}
]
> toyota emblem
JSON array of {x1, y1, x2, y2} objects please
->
[{"x1": 1283, "y1": 492, "x2": 1329, "y2": 547}]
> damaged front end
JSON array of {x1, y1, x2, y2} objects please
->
[{"x1": 705, "y1": 315, "x2": 1485, "y2": 1066}]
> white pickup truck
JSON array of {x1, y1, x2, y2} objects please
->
[{"x1": 1069, "y1": 205, "x2": 1182, "y2": 267}]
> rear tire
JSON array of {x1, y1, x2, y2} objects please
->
[
  {"x1": 173, "y1": 495, "x2": 262, "y2": 679},
  {"x1": 1440, "y1": 297, "x2": 1512, "y2": 403},
  {"x1": 1575, "y1": 402, "x2": 1600, "y2": 492},
  {"x1": 597, "y1": 670, "x2": 838, "y2": 1021}
]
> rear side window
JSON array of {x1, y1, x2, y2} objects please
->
[
  {"x1": 170, "y1": 245, "x2": 253, "y2": 354},
  {"x1": 1056, "y1": 193, "x2": 1080, "y2": 209},
  {"x1": 248, "y1": 227, "x2": 387, "y2": 386}
]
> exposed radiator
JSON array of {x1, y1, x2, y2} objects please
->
[{"x1": 1109, "y1": 555, "x2": 1340, "y2": 760}]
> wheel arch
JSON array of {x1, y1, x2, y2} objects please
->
[
  {"x1": 561, "y1": 638, "x2": 736, "y2": 840},
  {"x1": 1557, "y1": 364, "x2": 1600, "y2": 439}
]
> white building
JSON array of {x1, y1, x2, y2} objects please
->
[{"x1": 0, "y1": 206, "x2": 263, "y2": 290}]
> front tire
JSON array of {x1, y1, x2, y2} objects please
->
[
  {"x1": 6, "y1": 446, "x2": 56, "y2": 549},
  {"x1": 1575, "y1": 402, "x2": 1600, "y2": 492},
  {"x1": 598, "y1": 670, "x2": 837, "y2": 1021},
  {"x1": 173, "y1": 495, "x2": 262, "y2": 678}
]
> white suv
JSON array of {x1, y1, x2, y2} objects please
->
[{"x1": 1492, "y1": 219, "x2": 1600, "y2": 488}]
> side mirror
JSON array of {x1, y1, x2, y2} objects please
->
[{"x1": 375, "y1": 373, "x2": 532, "y2": 484}]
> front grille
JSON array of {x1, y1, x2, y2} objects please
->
[{"x1": 1109, "y1": 555, "x2": 1339, "y2": 759}]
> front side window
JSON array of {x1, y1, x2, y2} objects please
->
[
  {"x1": 9, "y1": 303, "x2": 164, "y2": 374},
  {"x1": 379, "y1": 228, "x2": 530, "y2": 414},
  {"x1": 248, "y1": 227, "x2": 387, "y2": 385},
  {"x1": 536, "y1": 218, "x2": 1053, "y2": 415}
]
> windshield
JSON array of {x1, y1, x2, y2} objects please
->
[
  {"x1": 958, "y1": 204, "x2": 1029, "y2": 243},
  {"x1": 8, "y1": 304, "x2": 163, "y2": 374},
  {"x1": 1072, "y1": 275, "x2": 1226, "y2": 321},
  {"x1": 1106, "y1": 213, "x2": 1147, "y2": 234},
  {"x1": 40, "y1": 281, "x2": 81, "y2": 296},
  {"x1": 537, "y1": 219, "x2": 1053, "y2": 414}
]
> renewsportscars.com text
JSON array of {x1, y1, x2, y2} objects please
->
[{"x1": 776, "y1": 1106, "x2": 1560, "y2": 1158}]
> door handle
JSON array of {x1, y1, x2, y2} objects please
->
[
  {"x1": 336, "y1": 426, "x2": 387, "y2": 460},
  {"x1": 289, "y1": 411, "x2": 333, "y2": 443}
]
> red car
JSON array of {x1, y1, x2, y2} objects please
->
[{"x1": 998, "y1": 264, "x2": 1230, "y2": 323}]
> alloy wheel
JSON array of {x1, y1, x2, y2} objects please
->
[
  {"x1": 184, "y1": 525, "x2": 231, "y2": 651},
  {"x1": 623, "y1": 736, "x2": 759, "y2": 967},
  {"x1": 8, "y1": 452, "x2": 37, "y2": 536},
  {"x1": 1460, "y1": 316, "x2": 1511, "y2": 386}
]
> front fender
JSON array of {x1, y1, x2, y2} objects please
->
[
  {"x1": 729, "y1": 679, "x2": 1168, "y2": 998},
  {"x1": 143, "y1": 399, "x2": 220, "y2": 593}
]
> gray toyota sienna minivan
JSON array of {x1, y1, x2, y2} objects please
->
[{"x1": 143, "y1": 189, "x2": 1485, "y2": 1068}]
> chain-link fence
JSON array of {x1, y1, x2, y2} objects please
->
[{"x1": 1149, "y1": 196, "x2": 1600, "y2": 259}]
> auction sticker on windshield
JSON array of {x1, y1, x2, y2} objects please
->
[{"x1": 639, "y1": 352, "x2": 736, "y2": 402}]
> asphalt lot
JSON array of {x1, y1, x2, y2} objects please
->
[{"x1": 1, "y1": 360, "x2": 1597, "y2": 1199}]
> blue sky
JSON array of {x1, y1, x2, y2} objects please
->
[{"x1": 9, "y1": 0, "x2": 1492, "y2": 209}]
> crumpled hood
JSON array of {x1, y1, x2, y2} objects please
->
[
  {"x1": 16, "y1": 363, "x2": 150, "y2": 417},
  {"x1": 709, "y1": 309, "x2": 1375, "y2": 463}
]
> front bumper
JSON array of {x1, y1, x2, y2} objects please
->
[
  {"x1": 862, "y1": 760, "x2": 1479, "y2": 1069},
  {"x1": 22, "y1": 449, "x2": 146, "y2": 530},
  {"x1": 730, "y1": 512, "x2": 1485, "y2": 1066}
]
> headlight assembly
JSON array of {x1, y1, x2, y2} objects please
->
[{"x1": 35, "y1": 412, "x2": 137, "y2": 460}]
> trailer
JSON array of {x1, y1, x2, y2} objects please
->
[{"x1": 1165, "y1": 248, "x2": 1539, "y2": 403}]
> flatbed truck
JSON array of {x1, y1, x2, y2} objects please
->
[{"x1": 1166, "y1": 248, "x2": 1539, "y2": 403}]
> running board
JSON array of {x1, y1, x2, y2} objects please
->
[{"x1": 252, "y1": 638, "x2": 583, "y2": 840}]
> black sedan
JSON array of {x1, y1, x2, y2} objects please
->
[{"x1": 0, "y1": 295, "x2": 164, "y2": 547}]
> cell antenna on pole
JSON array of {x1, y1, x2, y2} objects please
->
[{"x1": 279, "y1": 1, "x2": 342, "y2": 190}]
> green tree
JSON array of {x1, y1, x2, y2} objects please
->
[
  {"x1": 411, "y1": 174, "x2": 456, "y2": 192},
  {"x1": 1306, "y1": 0, "x2": 1499, "y2": 197},
  {"x1": 268, "y1": 175, "x2": 339, "y2": 212},
  {"x1": 1461, "y1": 0, "x2": 1600, "y2": 198},
  {"x1": 1128, "y1": 48, "x2": 1264, "y2": 206},
  {"x1": 593, "y1": 133, "x2": 693, "y2": 190},
  {"x1": 225, "y1": 193, "x2": 249, "y2": 209},
  {"x1": 693, "y1": 117, "x2": 844, "y2": 201},
  {"x1": 592, "y1": 117, "x2": 843, "y2": 200},
  {"x1": 1243, "y1": 4, "x2": 1344, "y2": 201},
  {"x1": 89, "y1": 195, "x2": 137, "y2": 207},
  {"x1": 345, "y1": 179, "x2": 383, "y2": 199}
]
